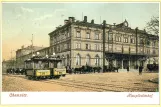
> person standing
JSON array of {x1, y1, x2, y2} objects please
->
[
  {"x1": 127, "y1": 66, "x2": 129, "y2": 72},
  {"x1": 139, "y1": 66, "x2": 143, "y2": 75}
]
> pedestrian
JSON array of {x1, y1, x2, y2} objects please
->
[
  {"x1": 127, "y1": 66, "x2": 129, "y2": 72},
  {"x1": 139, "y1": 66, "x2": 143, "y2": 75}
]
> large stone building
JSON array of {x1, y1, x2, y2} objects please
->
[
  {"x1": 48, "y1": 16, "x2": 159, "y2": 69},
  {"x1": 4, "y1": 16, "x2": 158, "y2": 71}
]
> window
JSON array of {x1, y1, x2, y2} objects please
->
[
  {"x1": 95, "y1": 55, "x2": 100, "y2": 66},
  {"x1": 140, "y1": 48, "x2": 143, "y2": 52},
  {"x1": 109, "y1": 33, "x2": 113, "y2": 41},
  {"x1": 130, "y1": 38, "x2": 135, "y2": 43},
  {"x1": 95, "y1": 34, "x2": 99, "y2": 40},
  {"x1": 67, "y1": 32, "x2": 70, "y2": 37},
  {"x1": 86, "y1": 55, "x2": 90, "y2": 65},
  {"x1": 76, "y1": 31, "x2": 81, "y2": 38},
  {"x1": 86, "y1": 44, "x2": 91, "y2": 50},
  {"x1": 95, "y1": 44, "x2": 100, "y2": 50},
  {"x1": 76, "y1": 43, "x2": 81, "y2": 49},
  {"x1": 124, "y1": 37, "x2": 128, "y2": 43},
  {"x1": 86, "y1": 33, "x2": 90, "y2": 39},
  {"x1": 153, "y1": 42, "x2": 156, "y2": 46},
  {"x1": 140, "y1": 39, "x2": 144, "y2": 44},
  {"x1": 153, "y1": 50, "x2": 156, "y2": 54},
  {"x1": 64, "y1": 44, "x2": 67, "y2": 50},
  {"x1": 76, "y1": 54, "x2": 81, "y2": 65},
  {"x1": 147, "y1": 41, "x2": 150, "y2": 46},
  {"x1": 116, "y1": 36, "x2": 121, "y2": 42},
  {"x1": 147, "y1": 49, "x2": 150, "y2": 54}
]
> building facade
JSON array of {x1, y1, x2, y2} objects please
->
[
  {"x1": 48, "y1": 16, "x2": 159, "y2": 69},
  {"x1": 16, "y1": 45, "x2": 46, "y2": 68}
]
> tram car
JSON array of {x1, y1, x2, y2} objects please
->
[{"x1": 24, "y1": 55, "x2": 66, "y2": 80}]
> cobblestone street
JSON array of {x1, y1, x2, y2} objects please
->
[{"x1": 2, "y1": 71, "x2": 159, "y2": 92}]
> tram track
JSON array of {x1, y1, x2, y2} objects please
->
[{"x1": 5, "y1": 74, "x2": 157, "y2": 92}]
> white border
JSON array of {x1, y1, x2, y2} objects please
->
[
  {"x1": 1, "y1": 92, "x2": 160, "y2": 105},
  {"x1": 1, "y1": 2, "x2": 160, "y2": 105}
]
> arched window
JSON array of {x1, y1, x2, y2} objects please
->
[
  {"x1": 86, "y1": 54, "x2": 90, "y2": 65},
  {"x1": 95, "y1": 55, "x2": 100, "y2": 66},
  {"x1": 76, "y1": 54, "x2": 81, "y2": 66}
]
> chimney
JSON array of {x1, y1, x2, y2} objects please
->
[
  {"x1": 69, "y1": 17, "x2": 73, "y2": 22},
  {"x1": 113, "y1": 23, "x2": 116, "y2": 26},
  {"x1": 72, "y1": 17, "x2": 75, "y2": 22},
  {"x1": 84, "y1": 16, "x2": 87, "y2": 22},
  {"x1": 64, "y1": 20, "x2": 69, "y2": 24},
  {"x1": 91, "y1": 19, "x2": 94, "y2": 24}
]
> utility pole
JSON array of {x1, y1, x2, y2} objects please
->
[
  {"x1": 103, "y1": 20, "x2": 106, "y2": 72},
  {"x1": 31, "y1": 34, "x2": 33, "y2": 56}
]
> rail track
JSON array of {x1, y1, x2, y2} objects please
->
[{"x1": 5, "y1": 74, "x2": 157, "y2": 92}]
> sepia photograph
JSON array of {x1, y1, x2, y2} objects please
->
[{"x1": 1, "y1": 2, "x2": 160, "y2": 104}]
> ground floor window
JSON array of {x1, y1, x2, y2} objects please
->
[
  {"x1": 95, "y1": 55, "x2": 100, "y2": 66},
  {"x1": 76, "y1": 54, "x2": 81, "y2": 66}
]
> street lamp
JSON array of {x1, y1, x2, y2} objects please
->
[
  {"x1": 32, "y1": 54, "x2": 35, "y2": 57},
  {"x1": 37, "y1": 52, "x2": 40, "y2": 55}
]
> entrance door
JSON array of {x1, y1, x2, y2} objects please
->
[
  {"x1": 123, "y1": 60, "x2": 129, "y2": 69},
  {"x1": 116, "y1": 60, "x2": 122, "y2": 68}
]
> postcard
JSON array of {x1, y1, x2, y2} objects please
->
[{"x1": 1, "y1": 1, "x2": 160, "y2": 105}]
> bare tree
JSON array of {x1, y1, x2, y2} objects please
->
[{"x1": 145, "y1": 16, "x2": 159, "y2": 35}]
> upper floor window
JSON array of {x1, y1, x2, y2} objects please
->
[
  {"x1": 140, "y1": 39, "x2": 144, "y2": 44},
  {"x1": 124, "y1": 37, "x2": 128, "y2": 43},
  {"x1": 109, "y1": 33, "x2": 113, "y2": 41},
  {"x1": 130, "y1": 38, "x2": 135, "y2": 43},
  {"x1": 86, "y1": 33, "x2": 90, "y2": 39},
  {"x1": 76, "y1": 43, "x2": 81, "y2": 49},
  {"x1": 95, "y1": 34, "x2": 99, "y2": 40},
  {"x1": 86, "y1": 44, "x2": 91, "y2": 50},
  {"x1": 76, "y1": 31, "x2": 81, "y2": 38},
  {"x1": 95, "y1": 44, "x2": 100, "y2": 50},
  {"x1": 153, "y1": 50, "x2": 156, "y2": 54},
  {"x1": 64, "y1": 44, "x2": 67, "y2": 50},
  {"x1": 67, "y1": 32, "x2": 70, "y2": 37},
  {"x1": 116, "y1": 36, "x2": 121, "y2": 42},
  {"x1": 147, "y1": 40, "x2": 150, "y2": 46}
]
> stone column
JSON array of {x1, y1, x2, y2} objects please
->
[
  {"x1": 129, "y1": 59, "x2": 130, "y2": 69},
  {"x1": 122, "y1": 59, "x2": 123, "y2": 69}
]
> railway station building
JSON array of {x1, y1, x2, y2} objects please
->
[{"x1": 48, "y1": 16, "x2": 159, "y2": 69}]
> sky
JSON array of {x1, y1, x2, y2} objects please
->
[{"x1": 2, "y1": 2, "x2": 159, "y2": 60}]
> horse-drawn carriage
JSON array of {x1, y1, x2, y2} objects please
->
[
  {"x1": 147, "y1": 63, "x2": 159, "y2": 72},
  {"x1": 66, "y1": 65, "x2": 102, "y2": 74}
]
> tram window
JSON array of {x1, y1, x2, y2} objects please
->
[
  {"x1": 49, "y1": 62, "x2": 54, "y2": 68},
  {"x1": 44, "y1": 62, "x2": 49, "y2": 69}
]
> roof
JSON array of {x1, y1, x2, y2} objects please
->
[{"x1": 48, "y1": 18, "x2": 158, "y2": 39}]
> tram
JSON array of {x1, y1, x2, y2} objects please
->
[{"x1": 24, "y1": 55, "x2": 66, "y2": 80}]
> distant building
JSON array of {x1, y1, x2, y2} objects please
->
[
  {"x1": 2, "y1": 59, "x2": 16, "y2": 73},
  {"x1": 16, "y1": 45, "x2": 45, "y2": 68}
]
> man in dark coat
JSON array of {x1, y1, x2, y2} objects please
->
[
  {"x1": 127, "y1": 66, "x2": 129, "y2": 72},
  {"x1": 139, "y1": 66, "x2": 143, "y2": 75}
]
